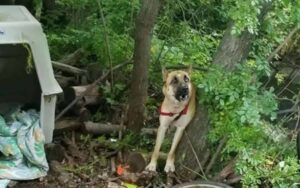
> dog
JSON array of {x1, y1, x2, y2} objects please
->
[{"x1": 146, "y1": 65, "x2": 196, "y2": 172}]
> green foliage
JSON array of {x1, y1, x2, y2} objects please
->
[
  {"x1": 236, "y1": 148, "x2": 300, "y2": 187},
  {"x1": 225, "y1": 0, "x2": 263, "y2": 35},
  {"x1": 223, "y1": 0, "x2": 300, "y2": 35},
  {"x1": 199, "y1": 64, "x2": 277, "y2": 141},
  {"x1": 44, "y1": 0, "x2": 138, "y2": 64},
  {"x1": 198, "y1": 63, "x2": 300, "y2": 187},
  {"x1": 44, "y1": 0, "x2": 138, "y2": 109},
  {"x1": 152, "y1": 25, "x2": 219, "y2": 67}
]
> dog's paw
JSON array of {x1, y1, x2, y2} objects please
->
[
  {"x1": 145, "y1": 162, "x2": 157, "y2": 172},
  {"x1": 164, "y1": 162, "x2": 175, "y2": 172}
]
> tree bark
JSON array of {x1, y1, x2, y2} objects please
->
[
  {"x1": 175, "y1": 98, "x2": 210, "y2": 180},
  {"x1": 212, "y1": 24, "x2": 253, "y2": 70},
  {"x1": 175, "y1": 2, "x2": 272, "y2": 180},
  {"x1": 52, "y1": 61, "x2": 87, "y2": 75},
  {"x1": 64, "y1": 85, "x2": 101, "y2": 106},
  {"x1": 60, "y1": 48, "x2": 85, "y2": 65},
  {"x1": 213, "y1": 2, "x2": 272, "y2": 70},
  {"x1": 55, "y1": 75, "x2": 76, "y2": 88},
  {"x1": 127, "y1": 0, "x2": 160, "y2": 131},
  {"x1": 55, "y1": 118, "x2": 82, "y2": 132}
]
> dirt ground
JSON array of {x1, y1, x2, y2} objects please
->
[
  {"x1": 10, "y1": 131, "x2": 163, "y2": 188},
  {"x1": 11, "y1": 133, "x2": 109, "y2": 188}
]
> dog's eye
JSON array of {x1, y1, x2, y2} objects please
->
[
  {"x1": 171, "y1": 77, "x2": 178, "y2": 84},
  {"x1": 184, "y1": 75, "x2": 189, "y2": 82}
]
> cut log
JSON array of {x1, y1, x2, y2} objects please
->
[
  {"x1": 83, "y1": 122, "x2": 157, "y2": 135},
  {"x1": 55, "y1": 60, "x2": 132, "y2": 121},
  {"x1": 55, "y1": 75, "x2": 76, "y2": 88},
  {"x1": 55, "y1": 118, "x2": 82, "y2": 132},
  {"x1": 64, "y1": 84, "x2": 101, "y2": 106},
  {"x1": 52, "y1": 61, "x2": 87, "y2": 75},
  {"x1": 72, "y1": 107, "x2": 91, "y2": 121},
  {"x1": 84, "y1": 121, "x2": 123, "y2": 134},
  {"x1": 59, "y1": 48, "x2": 85, "y2": 65}
]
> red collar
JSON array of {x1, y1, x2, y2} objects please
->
[{"x1": 159, "y1": 103, "x2": 189, "y2": 117}]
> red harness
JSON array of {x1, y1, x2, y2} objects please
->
[{"x1": 159, "y1": 103, "x2": 189, "y2": 117}]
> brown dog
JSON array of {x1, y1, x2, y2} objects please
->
[{"x1": 146, "y1": 65, "x2": 196, "y2": 172}]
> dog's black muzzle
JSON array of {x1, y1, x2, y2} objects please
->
[{"x1": 175, "y1": 86, "x2": 189, "y2": 101}]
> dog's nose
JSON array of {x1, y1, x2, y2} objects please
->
[
  {"x1": 181, "y1": 87, "x2": 188, "y2": 95},
  {"x1": 175, "y1": 86, "x2": 189, "y2": 101}
]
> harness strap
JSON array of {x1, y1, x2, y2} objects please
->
[{"x1": 159, "y1": 102, "x2": 189, "y2": 117}]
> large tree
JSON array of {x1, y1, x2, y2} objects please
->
[
  {"x1": 175, "y1": 2, "x2": 272, "y2": 180},
  {"x1": 127, "y1": 0, "x2": 160, "y2": 131}
]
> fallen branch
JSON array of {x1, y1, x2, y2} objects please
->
[
  {"x1": 55, "y1": 60, "x2": 132, "y2": 121},
  {"x1": 277, "y1": 63, "x2": 300, "y2": 70},
  {"x1": 64, "y1": 84, "x2": 101, "y2": 106},
  {"x1": 277, "y1": 73, "x2": 298, "y2": 96},
  {"x1": 277, "y1": 107, "x2": 298, "y2": 115},
  {"x1": 183, "y1": 131, "x2": 207, "y2": 179},
  {"x1": 226, "y1": 175, "x2": 242, "y2": 185},
  {"x1": 52, "y1": 61, "x2": 87, "y2": 75},
  {"x1": 213, "y1": 157, "x2": 237, "y2": 182},
  {"x1": 84, "y1": 122, "x2": 123, "y2": 134},
  {"x1": 202, "y1": 151, "x2": 211, "y2": 169},
  {"x1": 267, "y1": 26, "x2": 298, "y2": 62},
  {"x1": 264, "y1": 26, "x2": 299, "y2": 87},
  {"x1": 55, "y1": 75, "x2": 76, "y2": 88},
  {"x1": 205, "y1": 137, "x2": 228, "y2": 174},
  {"x1": 55, "y1": 118, "x2": 82, "y2": 132},
  {"x1": 165, "y1": 64, "x2": 208, "y2": 72},
  {"x1": 83, "y1": 121, "x2": 157, "y2": 135}
]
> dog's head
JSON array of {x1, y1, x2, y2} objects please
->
[{"x1": 162, "y1": 65, "x2": 193, "y2": 103}]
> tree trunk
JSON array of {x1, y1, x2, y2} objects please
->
[
  {"x1": 213, "y1": 2, "x2": 272, "y2": 70},
  {"x1": 127, "y1": 0, "x2": 160, "y2": 131},
  {"x1": 212, "y1": 24, "x2": 253, "y2": 70},
  {"x1": 175, "y1": 2, "x2": 272, "y2": 180},
  {"x1": 175, "y1": 97, "x2": 210, "y2": 180}
]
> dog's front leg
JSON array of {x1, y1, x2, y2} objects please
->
[
  {"x1": 146, "y1": 118, "x2": 170, "y2": 171},
  {"x1": 164, "y1": 126, "x2": 185, "y2": 172}
]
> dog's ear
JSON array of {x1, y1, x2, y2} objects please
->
[
  {"x1": 186, "y1": 64, "x2": 192, "y2": 74},
  {"x1": 162, "y1": 66, "x2": 168, "y2": 82}
]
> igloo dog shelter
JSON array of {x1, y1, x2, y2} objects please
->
[{"x1": 0, "y1": 6, "x2": 62, "y2": 143}]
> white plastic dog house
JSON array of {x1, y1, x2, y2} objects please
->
[{"x1": 0, "y1": 6, "x2": 62, "y2": 143}]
